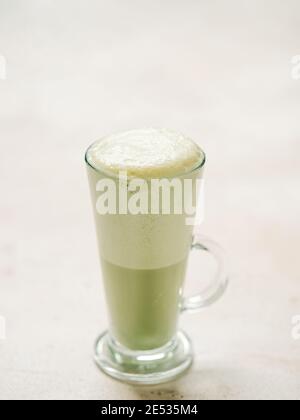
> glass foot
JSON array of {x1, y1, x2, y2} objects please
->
[{"x1": 94, "y1": 331, "x2": 193, "y2": 385}]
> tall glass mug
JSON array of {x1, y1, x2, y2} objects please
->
[{"x1": 85, "y1": 129, "x2": 228, "y2": 384}]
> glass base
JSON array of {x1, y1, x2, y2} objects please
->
[{"x1": 94, "y1": 330, "x2": 193, "y2": 385}]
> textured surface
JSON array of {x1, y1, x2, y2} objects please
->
[
  {"x1": 0, "y1": 0, "x2": 300, "y2": 400},
  {"x1": 86, "y1": 128, "x2": 203, "y2": 177}
]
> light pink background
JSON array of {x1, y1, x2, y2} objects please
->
[{"x1": 0, "y1": 0, "x2": 299, "y2": 400}]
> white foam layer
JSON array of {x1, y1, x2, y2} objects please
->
[
  {"x1": 86, "y1": 128, "x2": 204, "y2": 178},
  {"x1": 86, "y1": 129, "x2": 205, "y2": 269}
]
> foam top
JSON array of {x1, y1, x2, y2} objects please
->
[{"x1": 86, "y1": 129, "x2": 204, "y2": 178}]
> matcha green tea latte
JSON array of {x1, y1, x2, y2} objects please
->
[{"x1": 85, "y1": 129, "x2": 228, "y2": 384}]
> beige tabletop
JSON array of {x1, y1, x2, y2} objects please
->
[{"x1": 0, "y1": 0, "x2": 299, "y2": 400}]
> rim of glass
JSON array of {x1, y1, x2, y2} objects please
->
[{"x1": 85, "y1": 137, "x2": 206, "y2": 180}]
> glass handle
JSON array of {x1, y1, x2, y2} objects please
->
[{"x1": 181, "y1": 234, "x2": 229, "y2": 313}]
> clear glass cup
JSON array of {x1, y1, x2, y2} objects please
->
[{"x1": 85, "y1": 135, "x2": 228, "y2": 385}]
